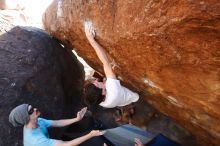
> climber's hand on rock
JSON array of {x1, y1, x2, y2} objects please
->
[
  {"x1": 85, "y1": 21, "x2": 95, "y2": 40},
  {"x1": 75, "y1": 107, "x2": 87, "y2": 121}
]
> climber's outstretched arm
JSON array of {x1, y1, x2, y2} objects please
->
[{"x1": 85, "y1": 22, "x2": 116, "y2": 79}]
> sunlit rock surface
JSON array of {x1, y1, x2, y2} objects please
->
[{"x1": 43, "y1": 0, "x2": 220, "y2": 145}]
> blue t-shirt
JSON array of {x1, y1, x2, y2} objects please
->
[{"x1": 23, "y1": 118, "x2": 56, "y2": 146}]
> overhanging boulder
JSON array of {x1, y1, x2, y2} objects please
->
[{"x1": 43, "y1": 0, "x2": 220, "y2": 145}]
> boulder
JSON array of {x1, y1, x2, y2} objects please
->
[
  {"x1": 0, "y1": 25, "x2": 84, "y2": 146},
  {"x1": 43, "y1": 0, "x2": 220, "y2": 145}
]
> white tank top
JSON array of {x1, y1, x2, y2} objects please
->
[{"x1": 99, "y1": 78, "x2": 139, "y2": 108}]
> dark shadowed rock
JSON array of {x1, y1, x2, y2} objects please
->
[{"x1": 0, "y1": 26, "x2": 84, "y2": 146}]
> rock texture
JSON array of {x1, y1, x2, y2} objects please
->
[
  {"x1": 43, "y1": 0, "x2": 220, "y2": 145},
  {"x1": 0, "y1": 24, "x2": 84, "y2": 145}
]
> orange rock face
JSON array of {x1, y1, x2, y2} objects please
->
[{"x1": 43, "y1": 0, "x2": 220, "y2": 145}]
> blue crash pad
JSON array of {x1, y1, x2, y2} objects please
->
[{"x1": 103, "y1": 124, "x2": 157, "y2": 146}]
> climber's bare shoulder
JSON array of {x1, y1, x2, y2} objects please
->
[{"x1": 104, "y1": 63, "x2": 116, "y2": 79}]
